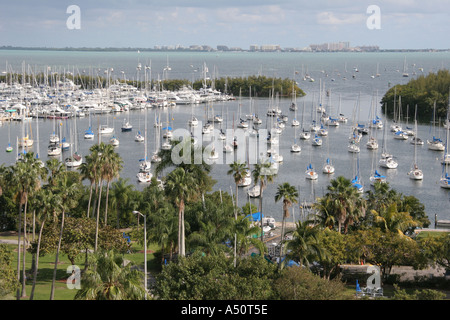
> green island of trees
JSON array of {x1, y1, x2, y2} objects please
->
[
  {"x1": 1, "y1": 139, "x2": 450, "y2": 301},
  {"x1": 381, "y1": 69, "x2": 450, "y2": 121}
]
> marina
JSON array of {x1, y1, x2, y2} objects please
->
[{"x1": 1, "y1": 50, "x2": 450, "y2": 225}]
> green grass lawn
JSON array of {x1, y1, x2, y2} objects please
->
[{"x1": 3, "y1": 239, "x2": 159, "y2": 300}]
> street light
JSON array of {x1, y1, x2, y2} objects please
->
[{"x1": 133, "y1": 210, "x2": 147, "y2": 299}]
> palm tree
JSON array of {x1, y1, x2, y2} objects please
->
[
  {"x1": 164, "y1": 167, "x2": 195, "y2": 258},
  {"x1": 79, "y1": 155, "x2": 97, "y2": 218},
  {"x1": 252, "y1": 160, "x2": 276, "y2": 242},
  {"x1": 109, "y1": 178, "x2": 135, "y2": 229},
  {"x1": 50, "y1": 170, "x2": 82, "y2": 300},
  {"x1": 29, "y1": 188, "x2": 57, "y2": 300},
  {"x1": 227, "y1": 161, "x2": 249, "y2": 267},
  {"x1": 371, "y1": 203, "x2": 418, "y2": 236},
  {"x1": 316, "y1": 176, "x2": 362, "y2": 233},
  {"x1": 275, "y1": 182, "x2": 298, "y2": 268},
  {"x1": 102, "y1": 145, "x2": 123, "y2": 227},
  {"x1": 11, "y1": 152, "x2": 46, "y2": 299},
  {"x1": 74, "y1": 250, "x2": 147, "y2": 300},
  {"x1": 285, "y1": 220, "x2": 325, "y2": 268}
]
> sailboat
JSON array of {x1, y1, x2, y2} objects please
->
[
  {"x1": 6, "y1": 118, "x2": 13, "y2": 152},
  {"x1": 121, "y1": 118, "x2": 132, "y2": 132},
  {"x1": 379, "y1": 105, "x2": 398, "y2": 169},
  {"x1": 439, "y1": 109, "x2": 450, "y2": 188},
  {"x1": 369, "y1": 139, "x2": 386, "y2": 185},
  {"x1": 137, "y1": 112, "x2": 152, "y2": 183},
  {"x1": 402, "y1": 56, "x2": 409, "y2": 77},
  {"x1": 305, "y1": 163, "x2": 318, "y2": 180},
  {"x1": 407, "y1": 120, "x2": 423, "y2": 180},
  {"x1": 84, "y1": 111, "x2": 94, "y2": 139},
  {"x1": 427, "y1": 101, "x2": 445, "y2": 151},
  {"x1": 291, "y1": 119, "x2": 301, "y2": 153},
  {"x1": 439, "y1": 120, "x2": 450, "y2": 188},
  {"x1": 65, "y1": 115, "x2": 83, "y2": 168},
  {"x1": 351, "y1": 153, "x2": 364, "y2": 193},
  {"x1": 151, "y1": 113, "x2": 162, "y2": 163},
  {"x1": 322, "y1": 158, "x2": 335, "y2": 174},
  {"x1": 109, "y1": 117, "x2": 119, "y2": 146},
  {"x1": 299, "y1": 100, "x2": 311, "y2": 140}
]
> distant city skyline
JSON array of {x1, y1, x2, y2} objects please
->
[{"x1": 0, "y1": 1, "x2": 449, "y2": 50}]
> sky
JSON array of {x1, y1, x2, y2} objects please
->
[{"x1": 0, "y1": 0, "x2": 449, "y2": 50}]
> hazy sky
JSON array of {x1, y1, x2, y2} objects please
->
[{"x1": 0, "y1": 0, "x2": 449, "y2": 49}]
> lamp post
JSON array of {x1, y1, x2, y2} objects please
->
[{"x1": 133, "y1": 211, "x2": 147, "y2": 298}]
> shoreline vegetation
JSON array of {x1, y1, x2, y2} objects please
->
[
  {"x1": 381, "y1": 69, "x2": 450, "y2": 120},
  {"x1": 0, "y1": 73, "x2": 305, "y2": 98}
]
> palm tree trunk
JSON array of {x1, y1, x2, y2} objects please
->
[
  {"x1": 104, "y1": 180, "x2": 111, "y2": 227},
  {"x1": 95, "y1": 181, "x2": 103, "y2": 252},
  {"x1": 21, "y1": 195, "x2": 28, "y2": 298},
  {"x1": 50, "y1": 210, "x2": 65, "y2": 300},
  {"x1": 87, "y1": 182, "x2": 93, "y2": 218},
  {"x1": 259, "y1": 181, "x2": 264, "y2": 243},
  {"x1": 234, "y1": 183, "x2": 238, "y2": 267},
  {"x1": 180, "y1": 200, "x2": 185, "y2": 257},
  {"x1": 16, "y1": 202, "x2": 22, "y2": 300},
  {"x1": 30, "y1": 217, "x2": 46, "y2": 300}
]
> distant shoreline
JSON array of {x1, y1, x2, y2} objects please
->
[{"x1": 0, "y1": 46, "x2": 448, "y2": 53}]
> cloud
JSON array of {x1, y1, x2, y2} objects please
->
[{"x1": 316, "y1": 11, "x2": 366, "y2": 26}]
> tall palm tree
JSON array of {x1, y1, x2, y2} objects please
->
[
  {"x1": 227, "y1": 161, "x2": 249, "y2": 267},
  {"x1": 164, "y1": 167, "x2": 195, "y2": 258},
  {"x1": 50, "y1": 170, "x2": 82, "y2": 300},
  {"x1": 285, "y1": 220, "x2": 325, "y2": 268},
  {"x1": 11, "y1": 152, "x2": 46, "y2": 299},
  {"x1": 29, "y1": 188, "x2": 57, "y2": 300},
  {"x1": 318, "y1": 176, "x2": 362, "y2": 233},
  {"x1": 102, "y1": 145, "x2": 123, "y2": 227},
  {"x1": 275, "y1": 182, "x2": 298, "y2": 268},
  {"x1": 74, "y1": 250, "x2": 147, "y2": 300},
  {"x1": 109, "y1": 178, "x2": 134, "y2": 229},
  {"x1": 79, "y1": 156, "x2": 97, "y2": 218},
  {"x1": 252, "y1": 160, "x2": 276, "y2": 242}
]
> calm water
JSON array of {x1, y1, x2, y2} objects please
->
[{"x1": 1, "y1": 50, "x2": 450, "y2": 224}]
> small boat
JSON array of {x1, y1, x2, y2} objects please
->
[
  {"x1": 379, "y1": 153, "x2": 398, "y2": 169},
  {"x1": 370, "y1": 170, "x2": 387, "y2": 185},
  {"x1": 305, "y1": 164, "x2": 318, "y2": 180},
  {"x1": 427, "y1": 137, "x2": 445, "y2": 151},
  {"x1": 137, "y1": 171, "x2": 152, "y2": 183},
  {"x1": 99, "y1": 125, "x2": 114, "y2": 135},
  {"x1": 121, "y1": 119, "x2": 132, "y2": 132},
  {"x1": 84, "y1": 127, "x2": 94, "y2": 139},
  {"x1": 248, "y1": 185, "x2": 261, "y2": 198},
  {"x1": 312, "y1": 135, "x2": 322, "y2": 146},
  {"x1": 135, "y1": 131, "x2": 145, "y2": 142},
  {"x1": 394, "y1": 131, "x2": 409, "y2": 140},
  {"x1": 300, "y1": 130, "x2": 311, "y2": 140},
  {"x1": 65, "y1": 152, "x2": 82, "y2": 168},
  {"x1": 110, "y1": 136, "x2": 119, "y2": 146},
  {"x1": 352, "y1": 176, "x2": 364, "y2": 193},
  {"x1": 238, "y1": 170, "x2": 252, "y2": 187},
  {"x1": 410, "y1": 137, "x2": 424, "y2": 145},
  {"x1": 47, "y1": 144, "x2": 62, "y2": 156},
  {"x1": 366, "y1": 137, "x2": 379, "y2": 150},
  {"x1": 6, "y1": 143, "x2": 13, "y2": 153},
  {"x1": 322, "y1": 158, "x2": 335, "y2": 174},
  {"x1": 291, "y1": 143, "x2": 301, "y2": 153}
]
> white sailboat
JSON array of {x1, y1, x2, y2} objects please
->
[
  {"x1": 408, "y1": 120, "x2": 423, "y2": 180},
  {"x1": 305, "y1": 163, "x2": 318, "y2": 180},
  {"x1": 427, "y1": 101, "x2": 445, "y2": 151},
  {"x1": 379, "y1": 105, "x2": 398, "y2": 169},
  {"x1": 65, "y1": 115, "x2": 82, "y2": 167}
]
